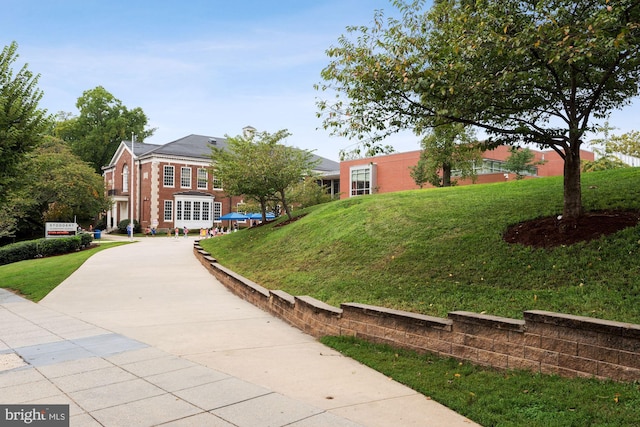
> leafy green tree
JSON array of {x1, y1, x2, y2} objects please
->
[
  {"x1": 412, "y1": 123, "x2": 480, "y2": 187},
  {"x1": 288, "y1": 176, "x2": 333, "y2": 208},
  {"x1": 504, "y1": 147, "x2": 546, "y2": 180},
  {"x1": 583, "y1": 123, "x2": 636, "y2": 171},
  {"x1": 12, "y1": 137, "x2": 110, "y2": 238},
  {"x1": 599, "y1": 130, "x2": 640, "y2": 158},
  {"x1": 409, "y1": 154, "x2": 432, "y2": 189},
  {"x1": 54, "y1": 86, "x2": 154, "y2": 174},
  {"x1": 211, "y1": 129, "x2": 319, "y2": 221},
  {"x1": 316, "y1": 0, "x2": 640, "y2": 219},
  {"x1": 581, "y1": 155, "x2": 629, "y2": 172},
  {"x1": 0, "y1": 41, "x2": 49, "y2": 203}
]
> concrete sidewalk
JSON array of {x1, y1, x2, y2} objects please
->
[{"x1": 1, "y1": 235, "x2": 478, "y2": 426}]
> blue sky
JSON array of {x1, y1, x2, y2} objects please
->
[{"x1": 3, "y1": 0, "x2": 638, "y2": 161}]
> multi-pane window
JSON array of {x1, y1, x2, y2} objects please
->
[
  {"x1": 122, "y1": 164, "x2": 129, "y2": 192},
  {"x1": 163, "y1": 166, "x2": 174, "y2": 187},
  {"x1": 213, "y1": 202, "x2": 222, "y2": 221},
  {"x1": 202, "y1": 202, "x2": 210, "y2": 221},
  {"x1": 350, "y1": 166, "x2": 372, "y2": 196},
  {"x1": 193, "y1": 201, "x2": 201, "y2": 220},
  {"x1": 181, "y1": 167, "x2": 191, "y2": 188},
  {"x1": 175, "y1": 197, "x2": 214, "y2": 224},
  {"x1": 183, "y1": 201, "x2": 192, "y2": 220},
  {"x1": 163, "y1": 201, "x2": 173, "y2": 221},
  {"x1": 197, "y1": 168, "x2": 208, "y2": 189},
  {"x1": 212, "y1": 173, "x2": 222, "y2": 190}
]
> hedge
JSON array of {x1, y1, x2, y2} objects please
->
[{"x1": 0, "y1": 233, "x2": 94, "y2": 266}]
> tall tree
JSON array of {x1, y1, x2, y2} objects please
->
[
  {"x1": 316, "y1": 0, "x2": 640, "y2": 219},
  {"x1": 0, "y1": 42, "x2": 49, "y2": 202},
  {"x1": 11, "y1": 137, "x2": 109, "y2": 238},
  {"x1": 211, "y1": 130, "x2": 318, "y2": 221},
  {"x1": 54, "y1": 86, "x2": 154, "y2": 174}
]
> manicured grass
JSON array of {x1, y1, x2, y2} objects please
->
[
  {"x1": 0, "y1": 242, "x2": 128, "y2": 302},
  {"x1": 200, "y1": 168, "x2": 640, "y2": 324},
  {"x1": 199, "y1": 169, "x2": 640, "y2": 425},
  {"x1": 321, "y1": 336, "x2": 640, "y2": 427}
]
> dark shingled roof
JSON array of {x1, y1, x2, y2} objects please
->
[
  {"x1": 143, "y1": 134, "x2": 227, "y2": 158},
  {"x1": 129, "y1": 134, "x2": 339, "y2": 171}
]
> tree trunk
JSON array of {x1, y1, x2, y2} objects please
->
[
  {"x1": 442, "y1": 163, "x2": 452, "y2": 187},
  {"x1": 259, "y1": 197, "x2": 268, "y2": 223},
  {"x1": 279, "y1": 190, "x2": 293, "y2": 220},
  {"x1": 563, "y1": 147, "x2": 583, "y2": 219}
]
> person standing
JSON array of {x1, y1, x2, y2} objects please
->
[{"x1": 183, "y1": 226, "x2": 189, "y2": 238}]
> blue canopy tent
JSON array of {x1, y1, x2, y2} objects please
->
[
  {"x1": 218, "y1": 212, "x2": 248, "y2": 221},
  {"x1": 247, "y1": 212, "x2": 275, "y2": 220}
]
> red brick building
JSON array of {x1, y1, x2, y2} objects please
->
[
  {"x1": 102, "y1": 134, "x2": 340, "y2": 232},
  {"x1": 340, "y1": 145, "x2": 594, "y2": 198}
]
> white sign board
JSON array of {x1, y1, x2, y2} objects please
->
[{"x1": 45, "y1": 222, "x2": 78, "y2": 239}]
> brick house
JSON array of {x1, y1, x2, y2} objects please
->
[
  {"x1": 340, "y1": 145, "x2": 595, "y2": 198},
  {"x1": 102, "y1": 134, "x2": 340, "y2": 232}
]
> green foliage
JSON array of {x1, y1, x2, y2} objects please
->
[
  {"x1": 211, "y1": 129, "x2": 319, "y2": 220},
  {"x1": 0, "y1": 234, "x2": 92, "y2": 266},
  {"x1": 117, "y1": 219, "x2": 140, "y2": 234},
  {"x1": 411, "y1": 123, "x2": 481, "y2": 187},
  {"x1": 322, "y1": 336, "x2": 640, "y2": 427},
  {"x1": 0, "y1": 41, "x2": 49, "y2": 213},
  {"x1": 11, "y1": 137, "x2": 110, "y2": 235},
  {"x1": 586, "y1": 124, "x2": 640, "y2": 171},
  {"x1": 602, "y1": 130, "x2": 640, "y2": 158},
  {"x1": 54, "y1": 86, "x2": 155, "y2": 174},
  {"x1": 408, "y1": 154, "x2": 431, "y2": 189},
  {"x1": 316, "y1": 0, "x2": 640, "y2": 218},
  {"x1": 287, "y1": 176, "x2": 333, "y2": 208},
  {"x1": 504, "y1": 147, "x2": 545, "y2": 179},
  {"x1": 582, "y1": 156, "x2": 629, "y2": 172},
  {"x1": 201, "y1": 168, "x2": 640, "y2": 324}
]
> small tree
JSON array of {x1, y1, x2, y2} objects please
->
[
  {"x1": 413, "y1": 123, "x2": 481, "y2": 187},
  {"x1": 409, "y1": 153, "x2": 432, "y2": 189},
  {"x1": 211, "y1": 129, "x2": 319, "y2": 221},
  {"x1": 288, "y1": 177, "x2": 333, "y2": 208},
  {"x1": 503, "y1": 147, "x2": 545, "y2": 180}
]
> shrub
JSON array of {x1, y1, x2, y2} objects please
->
[
  {"x1": 0, "y1": 234, "x2": 92, "y2": 266},
  {"x1": 117, "y1": 219, "x2": 140, "y2": 234}
]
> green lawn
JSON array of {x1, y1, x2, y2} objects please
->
[
  {"x1": 0, "y1": 242, "x2": 127, "y2": 302},
  {"x1": 199, "y1": 168, "x2": 640, "y2": 426},
  {"x1": 322, "y1": 336, "x2": 640, "y2": 427},
  {"x1": 199, "y1": 167, "x2": 640, "y2": 324}
]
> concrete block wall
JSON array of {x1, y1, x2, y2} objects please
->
[{"x1": 194, "y1": 243, "x2": 640, "y2": 382}]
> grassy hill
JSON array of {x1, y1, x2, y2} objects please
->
[{"x1": 200, "y1": 168, "x2": 640, "y2": 324}]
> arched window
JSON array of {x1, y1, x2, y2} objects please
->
[{"x1": 123, "y1": 164, "x2": 129, "y2": 193}]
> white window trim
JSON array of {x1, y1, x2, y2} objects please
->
[
  {"x1": 163, "y1": 165, "x2": 175, "y2": 188},
  {"x1": 163, "y1": 200, "x2": 173, "y2": 221},
  {"x1": 349, "y1": 164, "x2": 376, "y2": 197},
  {"x1": 197, "y1": 168, "x2": 208, "y2": 190},
  {"x1": 181, "y1": 167, "x2": 192, "y2": 189}
]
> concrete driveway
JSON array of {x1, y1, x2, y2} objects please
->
[{"x1": 7, "y1": 235, "x2": 477, "y2": 426}]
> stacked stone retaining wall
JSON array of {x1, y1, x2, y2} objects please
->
[{"x1": 194, "y1": 243, "x2": 640, "y2": 382}]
